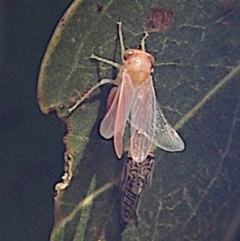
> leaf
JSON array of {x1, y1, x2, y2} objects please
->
[{"x1": 37, "y1": 0, "x2": 240, "y2": 240}]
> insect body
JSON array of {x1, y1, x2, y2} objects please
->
[
  {"x1": 68, "y1": 22, "x2": 184, "y2": 162},
  {"x1": 120, "y1": 151, "x2": 155, "y2": 222},
  {"x1": 99, "y1": 48, "x2": 156, "y2": 163}
]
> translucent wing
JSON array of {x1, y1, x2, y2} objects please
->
[
  {"x1": 99, "y1": 87, "x2": 119, "y2": 139},
  {"x1": 153, "y1": 102, "x2": 185, "y2": 151},
  {"x1": 129, "y1": 77, "x2": 184, "y2": 159},
  {"x1": 100, "y1": 69, "x2": 135, "y2": 158},
  {"x1": 130, "y1": 77, "x2": 156, "y2": 162},
  {"x1": 113, "y1": 71, "x2": 135, "y2": 158}
]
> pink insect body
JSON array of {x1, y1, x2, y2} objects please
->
[
  {"x1": 68, "y1": 22, "x2": 184, "y2": 162},
  {"x1": 100, "y1": 48, "x2": 184, "y2": 163},
  {"x1": 100, "y1": 49, "x2": 157, "y2": 163}
]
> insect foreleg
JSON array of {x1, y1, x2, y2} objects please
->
[
  {"x1": 68, "y1": 50, "x2": 122, "y2": 113},
  {"x1": 68, "y1": 78, "x2": 112, "y2": 113},
  {"x1": 140, "y1": 31, "x2": 149, "y2": 52},
  {"x1": 90, "y1": 53, "x2": 120, "y2": 69},
  {"x1": 117, "y1": 22, "x2": 126, "y2": 63}
]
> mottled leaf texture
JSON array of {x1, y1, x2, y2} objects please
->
[{"x1": 37, "y1": 0, "x2": 240, "y2": 240}]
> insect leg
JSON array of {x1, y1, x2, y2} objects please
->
[
  {"x1": 68, "y1": 78, "x2": 112, "y2": 113},
  {"x1": 90, "y1": 53, "x2": 120, "y2": 69},
  {"x1": 140, "y1": 31, "x2": 149, "y2": 52},
  {"x1": 68, "y1": 23, "x2": 127, "y2": 114},
  {"x1": 117, "y1": 22, "x2": 125, "y2": 62},
  {"x1": 68, "y1": 51, "x2": 122, "y2": 113}
]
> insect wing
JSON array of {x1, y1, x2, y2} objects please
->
[
  {"x1": 100, "y1": 69, "x2": 135, "y2": 158},
  {"x1": 130, "y1": 77, "x2": 156, "y2": 162},
  {"x1": 99, "y1": 87, "x2": 119, "y2": 139},
  {"x1": 114, "y1": 71, "x2": 135, "y2": 158},
  {"x1": 121, "y1": 152, "x2": 155, "y2": 222},
  {"x1": 153, "y1": 102, "x2": 185, "y2": 151}
]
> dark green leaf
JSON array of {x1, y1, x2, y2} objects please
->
[{"x1": 37, "y1": 0, "x2": 240, "y2": 240}]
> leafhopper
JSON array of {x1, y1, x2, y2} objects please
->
[{"x1": 68, "y1": 22, "x2": 184, "y2": 162}]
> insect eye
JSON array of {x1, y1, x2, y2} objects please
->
[{"x1": 124, "y1": 49, "x2": 134, "y2": 59}]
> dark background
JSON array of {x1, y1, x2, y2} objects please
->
[
  {"x1": 0, "y1": 1, "x2": 72, "y2": 240},
  {"x1": 1, "y1": 1, "x2": 240, "y2": 241}
]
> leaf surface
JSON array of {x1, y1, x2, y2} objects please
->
[{"x1": 37, "y1": 0, "x2": 240, "y2": 240}]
